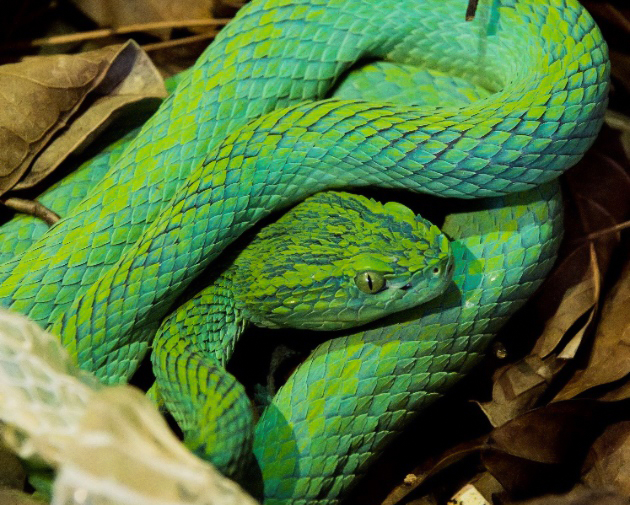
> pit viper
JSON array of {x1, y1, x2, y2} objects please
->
[{"x1": 0, "y1": 0, "x2": 609, "y2": 504}]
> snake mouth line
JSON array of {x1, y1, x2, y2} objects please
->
[{"x1": 395, "y1": 255, "x2": 455, "y2": 295}]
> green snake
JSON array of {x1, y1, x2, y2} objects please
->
[
  {"x1": 151, "y1": 189, "x2": 453, "y2": 479},
  {"x1": 0, "y1": 0, "x2": 609, "y2": 503}
]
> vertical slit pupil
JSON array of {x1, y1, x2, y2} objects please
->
[{"x1": 367, "y1": 274, "x2": 373, "y2": 291}]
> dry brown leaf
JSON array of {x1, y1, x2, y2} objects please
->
[
  {"x1": 474, "y1": 121, "x2": 630, "y2": 426},
  {"x1": 582, "y1": 421, "x2": 630, "y2": 496},
  {"x1": 485, "y1": 401, "x2": 603, "y2": 465},
  {"x1": 510, "y1": 486, "x2": 630, "y2": 505},
  {"x1": 475, "y1": 355, "x2": 563, "y2": 428},
  {"x1": 381, "y1": 401, "x2": 608, "y2": 505},
  {"x1": 0, "y1": 49, "x2": 105, "y2": 195},
  {"x1": 481, "y1": 401, "x2": 607, "y2": 496},
  {"x1": 599, "y1": 379, "x2": 630, "y2": 402},
  {"x1": 14, "y1": 41, "x2": 165, "y2": 189},
  {"x1": 70, "y1": 0, "x2": 215, "y2": 39},
  {"x1": 0, "y1": 40, "x2": 165, "y2": 197},
  {"x1": 531, "y1": 143, "x2": 630, "y2": 360},
  {"x1": 554, "y1": 257, "x2": 630, "y2": 401},
  {"x1": 379, "y1": 435, "x2": 487, "y2": 505},
  {"x1": 530, "y1": 245, "x2": 600, "y2": 359}
]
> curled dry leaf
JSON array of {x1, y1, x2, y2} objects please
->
[
  {"x1": 554, "y1": 256, "x2": 630, "y2": 401},
  {"x1": 484, "y1": 401, "x2": 603, "y2": 465},
  {"x1": 379, "y1": 435, "x2": 487, "y2": 505},
  {"x1": 380, "y1": 401, "x2": 608, "y2": 505},
  {"x1": 532, "y1": 135, "x2": 630, "y2": 360},
  {"x1": 474, "y1": 125, "x2": 630, "y2": 427},
  {"x1": 475, "y1": 354, "x2": 563, "y2": 428},
  {"x1": 0, "y1": 40, "x2": 166, "y2": 198},
  {"x1": 510, "y1": 486, "x2": 630, "y2": 505},
  {"x1": 481, "y1": 401, "x2": 607, "y2": 496},
  {"x1": 582, "y1": 421, "x2": 630, "y2": 496}
]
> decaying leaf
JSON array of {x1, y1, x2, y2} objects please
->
[
  {"x1": 532, "y1": 141, "x2": 630, "y2": 360},
  {"x1": 380, "y1": 401, "x2": 610, "y2": 505},
  {"x1": 554, "y1": 256, "x2": 630, "y2": 401},
  {"x1": 481, "y1": 401, "x2": 607, "y2": 496},
  {"x1": 582, "y1": 421, "x2": 630, "y2": 496},
  {"x1": 485, "y1": 401, "x2": 603, "y2": 465},
  {"x1": 379, "y1": 434, "x2": 487, "y2": 505},
  {"x1": 0, "y1": 40, "x2": 165, "y2": 197},
  {"x1": 511, "y1": 486, "x2": 630, "y2": 505},
  {"x1": 475, "y1": 355, "x2": 563, "y2": 428}
]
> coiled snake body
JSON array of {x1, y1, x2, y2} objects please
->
[{"x1": 0, "y1": 0, "x2": 609, "y2": 503}]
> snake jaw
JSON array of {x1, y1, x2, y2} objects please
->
[
  {"x1": 386, "y1": 252, "x2": 455, "y2": 307},
  {"x1": 231, "y1": 191, "x2": 455, "y2": 331}
]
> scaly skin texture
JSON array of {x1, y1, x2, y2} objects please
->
[
  {"x1": 0, "y1": 0, "x2": 607, "y2": 329},
  {"x1": 231, "y1": 192, "x2": 452, "y2": 331},
  {"x1": 0, "y1": 74, "x2": 185, "y2": 265},
  {"x1": 151, "y1": 191, "x2": 453, "y2": 477},
  {"x1": 253, "y1": 182, "x2": 563, "y2": 504},
  {"x1": 0, "y1": 0, "x2": 609, "y2": 503}
]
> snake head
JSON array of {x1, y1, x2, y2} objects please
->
[{"x1": 233, "y1": 191, "x2": 453, "y2": 331}]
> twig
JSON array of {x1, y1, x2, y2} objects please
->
[
  {"x1": 142, "y1": 32, "x2": 219, "y2": 52},
  {"x1": 466, "y1": 0, "x2": 479, "y2": 21},
  {"x1": 0, "y1": 197, "x2": 60, "y2": 226},
  {"x1": 0, "y1": 19, "x2": 230, "y2": 51},
  {"x1": 585, "y1": 221, "x2": 630, "y2": 241}
]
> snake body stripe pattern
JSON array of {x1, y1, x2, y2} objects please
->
[
  {"x1": 0, "y1": 0, "x2": 607, "y2": 329},
  {"x1": 0, "y1": 131, "x2": 135, "y2": 265},
  {"x1": 0, "y1": 0, "x2": 609, "y2": 503},
  {"x1": 253, "y1": 181, "x2": 563, "y2": 504},
  {"x1": 0, "y1": 75, "x2": 186, "y2": 266}
]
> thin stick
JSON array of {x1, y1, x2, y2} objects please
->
[
  {"x1": 466, "y1": 0, "x2": 479, "y2": 21},
  {"x1": 585, "y1": 221, "x2": 630, "y2": 241},
  {"x1": 1, "y1": 197, "x2": 60, "y2": 226},
  {"x1": 142, "y1": 31, "x2": 219, "y2": 52},
  {"x1": 598, "y1": 4, "x2": 630, "y2": 34},
  {"x1": 0, "y1": 18, "x2": 230, "y2": 50}
]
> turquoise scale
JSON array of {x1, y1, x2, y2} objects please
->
[{"x1": 0, "y1": 0, "x2": 610, "y2": 504}]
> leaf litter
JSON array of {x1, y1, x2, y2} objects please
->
[{"x1": 0, "y1": 40, "x2": 165, "y2": 222}]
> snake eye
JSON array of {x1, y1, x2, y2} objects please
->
[{"x1": 355, "y1": 271, "x2": 385, "y2": 294}]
